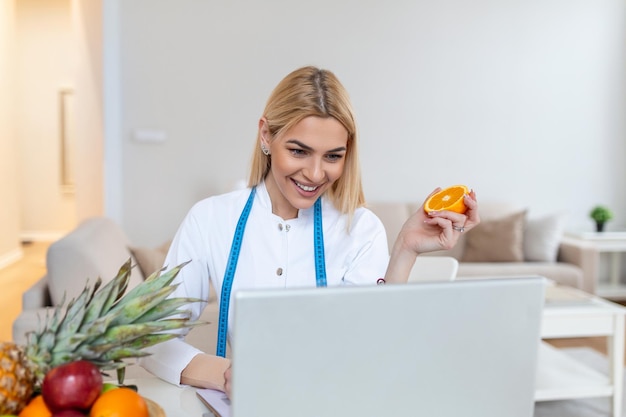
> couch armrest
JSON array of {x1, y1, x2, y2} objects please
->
[
  {"x1": 557, "y1": 238, "x2": 599, "y2": 294},
  {"x1": 22, "y1": 275, "x2": 52, "y2": 310},
  {"x1": 13, "y1": 308, "x2": 47, "y2": 345}
]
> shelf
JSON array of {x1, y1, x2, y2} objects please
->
[
  {"x1": 535, "y1": 342, "x2": 612, "y2": 401},
  {"x1": 566, "y1": 231, "x2": 626, "y2": 242}
]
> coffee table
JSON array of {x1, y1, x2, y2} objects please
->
[{"x1": 536, "y1": 284, "x2": 626, "y2": 417}]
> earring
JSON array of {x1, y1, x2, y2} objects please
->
[{"x1": 261, "y1": 144, "x2": 270, "y2": 156}]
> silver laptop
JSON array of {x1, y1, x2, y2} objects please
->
[{"x1": 230, "y1": 277, "x2": 546, "y2": 417}]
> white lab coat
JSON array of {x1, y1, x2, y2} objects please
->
[{"x1": 140, "y1": 181, "x2": 390, "y2": 385}]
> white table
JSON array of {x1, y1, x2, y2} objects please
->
[
  {"x1": 566, "y1": 231, "x2": 626, "y2": 298},
  {"x1": 537, "y1": 285, "x2": 626, "y2": 417},
  {"x1": 120, "y1": 377, "x2": 210, "y2": 417}
]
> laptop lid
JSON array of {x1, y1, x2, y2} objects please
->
[{"x1": 230, "y1": 277, "x2": 545, "y2": 417}]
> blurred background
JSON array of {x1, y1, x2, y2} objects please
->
[{"x1": 1, "y1": 0, "x2": 624, "y2": 256}]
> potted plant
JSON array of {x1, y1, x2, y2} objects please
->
[{"x1": 589, "y1": 205, "x2": 613, "y2": 232}]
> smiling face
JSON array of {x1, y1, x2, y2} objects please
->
[{"x1": 260, "y1": 115, "x2": 349, "y2": 219}]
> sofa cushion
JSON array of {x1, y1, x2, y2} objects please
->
[
  {"x1": 462, "y1": 210, "x2": 526, "y2": 262},
  {"x1": 47, "y1": 218, "x2": 144, "y2": 306},
  {"x1": 523, "y1": 212, "x2": 567, "y2": 262},
  {"x1": 410, "y1": 201, "x2": 522, "y2": 260},
  {"x1": 475, "y1": 202, "x2": 520, "y2": 221},
  {"x1": 129, "y1": 240, "x2": 172, "y2": 278}
]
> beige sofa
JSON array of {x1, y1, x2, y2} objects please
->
[
  {"x1": 13, "y1": 201, "x2": 598, "y2": 351},
  {"x1": 367, "y1": 201, "x2": 598, "y2": 293}
]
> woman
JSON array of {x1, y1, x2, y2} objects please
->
[{"x1": 140, "y1": 66, "x2": 479, "y2": 395}]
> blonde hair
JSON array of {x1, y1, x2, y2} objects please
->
[{"x1": 248, "y1": 66, "x2": 365, "y2": 217}]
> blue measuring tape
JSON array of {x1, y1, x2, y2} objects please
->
[
  {"x1": 216, "y1": 188, "x2": 327, "y2": 357},
  {"x1": 313, "y1": 197, "x2": 327, "y2": 287}
]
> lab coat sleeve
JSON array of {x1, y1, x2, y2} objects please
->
[
  {"x1": 139, "y1": 338, "x2": 204, "y2": 386},
  {"x1": 343, "y1": 209, "x2": 390, "y2": 285}
]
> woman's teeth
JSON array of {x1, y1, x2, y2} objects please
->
[{"x1": 295, "y1": 182, "x2": 317, "y2": 192}]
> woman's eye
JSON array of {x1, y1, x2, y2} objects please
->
[
  {"x1": 290, "y1": 149, "x2": 307, "y2": 156},
  {"x1": 326, "y1": 154, "x2": 344, "y2": 162}
]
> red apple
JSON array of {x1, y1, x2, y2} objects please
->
[
  {"x1": 41, "y1": 360, "x2": 103, "y2": 412},
  {"x1": 53, "y1": 410, "x2": 86, "y2": 417}
]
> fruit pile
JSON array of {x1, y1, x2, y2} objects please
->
[
  {"x1": 15, "y1": 360, "x2": 148, "y2": 417},
  {"x1": 0, "y1": 259, "x2": 203, "y2": 416}
]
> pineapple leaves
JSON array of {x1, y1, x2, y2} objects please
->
[
  {"x1": 133, "y1": 297, "x2": 204, "y2": 323},
  {"x1": 54, "y1": 283, "x2": 93, "y2": 338},
  {"x1": 106, "y1": 286, "x2": 178, "y2": 326},
  {"x1": 28, "y1": 259, "x2": 204, "y2": 379},
  {"x1": 117, "y1": 260, "x2": 190, "y2": 303},
  {"x1": 80, "y1": 260, "x2": 132, "y2": 327},
  {"x1": 91, "y1": 319, "x2": 204, "y2": 348}
]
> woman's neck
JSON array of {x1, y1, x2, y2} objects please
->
[{"x1": 264, "y1": 173, "x2": 298, "y2": 220}]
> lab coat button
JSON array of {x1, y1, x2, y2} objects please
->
[
  {"x1": 278, "y1": 224, "x2": 283, "y2": 231},
  {"x1": 276, "y1": 268, "x2": 283, "y2": 276}
]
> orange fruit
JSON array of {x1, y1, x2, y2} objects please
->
[
  {"x1": 18, "y1": 396, "x2": 51, "y2": 417},
  {"x1": 424, "y1": 185, "x2": 469, "y2": 214},
  {"x1": 89, "y1": 388, "x2": 148, "y2": 417}
]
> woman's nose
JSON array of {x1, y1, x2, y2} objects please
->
[{"x1": 304, "y1": 158, "x2": 325, "y2": 182}]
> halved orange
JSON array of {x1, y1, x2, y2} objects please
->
[{"x1": 424, "y1": 185, "x2": 469, "y2": 214}]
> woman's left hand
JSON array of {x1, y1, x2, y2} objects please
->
[
  {"x1": 384, "y1": 188, "x2": 479, "y2": 283},
  {"x1": 403, "y1": 188, "x2": 480, "y2": 255}
]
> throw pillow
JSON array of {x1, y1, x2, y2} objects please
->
[
  {"x1": 461, "y1": 210, "x2": 526, "y2": 262},
  {"x1": 129, "y1": 240, "x2": 172, "y2": 278},
  {"x1": 523, "y1": 212, "x2": 567, "y2": 262}
]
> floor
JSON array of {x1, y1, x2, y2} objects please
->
[
  {"x1": 0, "y1": 241, "x2": 619, "y2": 358},
  {"x1": 0, "y1": 241, "x2": 49, "y2": 342}
]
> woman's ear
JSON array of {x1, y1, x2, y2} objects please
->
[{"x1": 258, "y1": 117, "x2": 271, "y2": 148}]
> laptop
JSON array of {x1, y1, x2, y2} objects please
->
[{"x1": 209, "y1": 277, "x2": 545, "y2": 417}]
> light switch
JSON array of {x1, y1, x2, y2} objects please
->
[{"x1": 132, "y1": 129, "x2": 167, "y2": 143}]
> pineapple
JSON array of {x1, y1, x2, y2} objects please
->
[
  {"x1": 0, "y1": 259, "x2": 204, "y2": 414},
  {"x1": 0, "y1": 342, "x2": 35, "y2": 413}
]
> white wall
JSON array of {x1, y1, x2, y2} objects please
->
[
  {"x1": 15, "y1": 0, "x2": 77, "y2": 239},
  {"x1": 72, "y1": 0, "x2": 104, "y2": 222},
  {"x1": 0, "y1": 0, "x2": 22, "y2": 267},
  {"x1": 108, "y1": 0, "x2": 626, "y2": 246},
  {"x1": 0, "y1": 0, "x2": 102, "y2": 267}
]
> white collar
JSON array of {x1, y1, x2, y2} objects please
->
[{"x1": 255, "y1": 180, "x2": 315, "y2": 222}]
